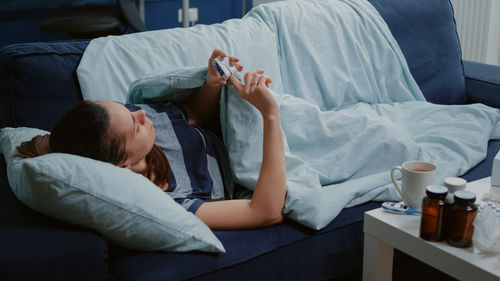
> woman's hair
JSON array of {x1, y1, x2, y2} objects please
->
[{"x1": 17, "y1": 101, "x2": 171, "y2": 188}]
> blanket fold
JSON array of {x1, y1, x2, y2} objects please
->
[{"x1": 78, "y1": 0, "x2": 500, "y2": 229}]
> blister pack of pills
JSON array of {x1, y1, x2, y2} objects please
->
[{"x1": 472, "y1": 202, "x2": 500, "y2": 254}]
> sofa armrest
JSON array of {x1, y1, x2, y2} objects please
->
[{"x1": 464, "y1": 60, "x2": 500, "y2": 108}]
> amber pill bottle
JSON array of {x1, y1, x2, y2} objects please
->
[
  {"x1": 447, "y1": 190, "x2": 477, "y2": 248},
  {"x1": 420, "y1": 185, "x2": 448, "y2": 242}
]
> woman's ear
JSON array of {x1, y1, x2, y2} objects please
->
[
  {"x1": 118, "y1": 158, "x2": 147, "y2": 174},
  {"x1": 117, "y1": 160, "x2": 130, "y2": 169}
]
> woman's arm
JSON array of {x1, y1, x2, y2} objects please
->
[
  {"x1": 195, "y1": 69, "x2": 287, "y2": 230},
  {"x1": 181, "y1": 49, "x2": 243, "y2": 128}
]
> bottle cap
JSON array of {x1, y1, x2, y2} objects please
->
[
  {"x1": 426, "y1": 185, "x2": 448, "y2": 197},
  {"x1": 444, "y1": 177, "x2": 467, "y2": 190},
  {"x1": 454, "y1": 190, "x2": 476, "y2": 203}
]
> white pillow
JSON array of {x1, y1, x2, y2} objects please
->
[{"x1": 0, "y1": 127, "x2": 225, "y2": 253}]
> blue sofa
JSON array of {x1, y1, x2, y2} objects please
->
[{"x1": 1, "y1": 0, "x2": 499, "y2": 280}]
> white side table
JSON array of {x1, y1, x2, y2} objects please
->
[{"x1": 362, "y1": 177, "x2": 500, "y2": 281}]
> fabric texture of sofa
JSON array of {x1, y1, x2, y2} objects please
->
[{"x1": 1, "y1": 0, "x2": 500, "y2": 280}]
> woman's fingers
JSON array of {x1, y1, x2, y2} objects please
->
[
  {"x1": 228, "y1": 56, "x2": 244, "y2": 72},
  {"x1": 229, "y1": 68, "x2": 271, "y2": 97},
  {"x1": 228, "y1": 75, "x2": 244, "y2": 92},
  {"x1": 238, "y1": 69, "x2": 267, "y2": 92},
  {"x1": 244, "y1": 69, "x2": 265, "y2": 84},
  {"x1": 208, "y1": 49, "x2": 226, "y2": 64},
  {"x1": 252, "y1": 69, "x2": 265, "y2": 75},
  {"x1": 258, "y1": 75, "x2": 272, "y2": 88},
  {"x1": 232, "y1": 62, "x2": 244, "y2": 72}
]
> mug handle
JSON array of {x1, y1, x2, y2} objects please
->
[{"x1": 391, "y1": 166, "x2": 403, "y2": 197}]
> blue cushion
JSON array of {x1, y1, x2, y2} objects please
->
[
  {"x1": 108, "y1": 202, "x2": 380, "y2": 281},
  {"x1": 461, "y1": 140, "x2": 500, "y2": 182},
  {"x1": 0, "y1": 40, "x2": 88, "y2": 130},
  {"x1": 463, "y1": 60, "x2": 500, "y2": 108},
  {"x1": 0, "y1": 154, "x2": 108, "y2": 281},
  {"x1": 369, "y1": 0, "x2": 465, "y2": 105}
]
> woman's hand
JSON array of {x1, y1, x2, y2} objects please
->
[
  {"x1": 181, "y1": 49, "x2": 242, "y2": 127},
  {"x1": 228, "y1": 69, "x2": 279, "y2": 119},
  {"x1": 207, "y1": 49, "x2": 243, "y2": 87}
]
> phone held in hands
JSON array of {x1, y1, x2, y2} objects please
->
[{"x1": 212, "y1": 56, "x2": 237, "y2": 80}]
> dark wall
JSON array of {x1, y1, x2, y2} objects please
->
[{"x1": 0, "y1": 0, "x2": 253, "y2": 47}]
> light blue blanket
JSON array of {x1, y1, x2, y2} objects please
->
[{"x1": 77, "y1": 0, "x2": 500, "y2": 229}]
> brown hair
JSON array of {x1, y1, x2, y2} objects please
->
[
  {"x1": 144, "y1": 144, "x2": 170, "y2": 187},
  {"x1": 17, "y1": 134, "x2": 52, "y2": 158},
  {"x1": 16, "y1": 101, "x2": 171, "y2": 188}
]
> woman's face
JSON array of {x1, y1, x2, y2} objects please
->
[{"x1": 96, "y1": 101, "x2": 155, "y2": 168}]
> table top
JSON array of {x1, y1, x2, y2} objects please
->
[{"x1": 364, "y1": 177, "x2": 500, "y2": 281}]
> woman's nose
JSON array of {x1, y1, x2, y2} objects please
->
[{"x1": 135, "y1": 110, "x2": 146, "y2": 125}]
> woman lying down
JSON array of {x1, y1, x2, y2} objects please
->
[{"x1": 16, "y1": 49, "x2": 287, "y2": 230}]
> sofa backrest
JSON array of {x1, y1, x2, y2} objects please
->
[
  {"x1": 369, "y1": 0, "x2": 465, "y2": 104},
  {"x1": 0, "y1": 41, "x2": 89, "y2": 130}
]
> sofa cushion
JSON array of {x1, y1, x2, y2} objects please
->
[
  {"x1": 369, "y1": 0, "x2": 465, "y2": 105},
  {"x1": 461, "y1": 140, "x2": 500, "y2": 182},
  {"x1": 0, "y1": 154, "x2": 108, "y2": 281},
  {"x1": 109, "y1": 201, "x2": 380, "y2": 281},
  {"x1": 0, "y1": 40, "x2": 88, "y2": 130},
  {"x1": 0, "y1": 127, "x2": 225, "y2": 253},
  {"x1": 463, "y1": 60, "x2": 500, "y2": 108}
]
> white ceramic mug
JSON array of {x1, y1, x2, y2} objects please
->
[{"x1": 390, "y1": 161, "x2": 437, "y2": 210}]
